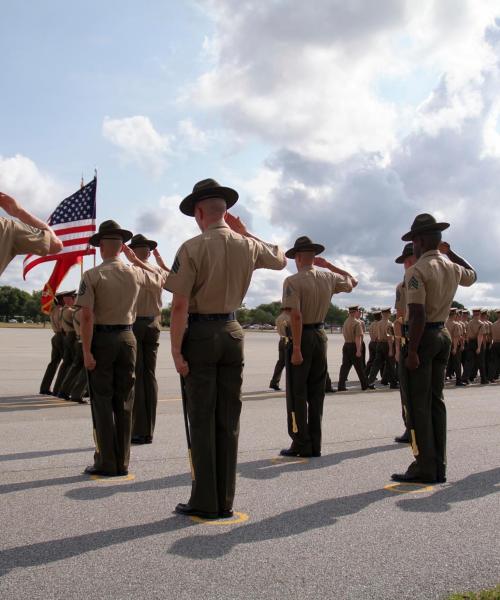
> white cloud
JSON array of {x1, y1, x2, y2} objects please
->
[
  {"x1": 185, "y1": 1, "x2": 500, "y2": 307},
  {"x1": 102, "y1": 115, "x2": 171, "y2": 176},
  {"x1": 0, "y1": 154, "x2": 67, "y2": 218}
]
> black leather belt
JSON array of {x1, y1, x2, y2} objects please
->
[
  {"x1": 188, "y1": 312, "x2": 236, "y2": 323},
  {"x1": 303, "y1": 322, "x2": 324, "y2": 330},
  {"x1": 135, "y1": 316, "x2": 155, "y2": 322},
  {"x1": 402, "y1": 322, "x2": 445, "y2": 336},
  {"x1": 94, "y1": 324, "x2": 133, "y2": 332}
]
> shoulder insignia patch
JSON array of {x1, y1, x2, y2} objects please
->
[
  {"x1": 172, "y1": 254, "x2": 180, "y2": 274},
  {"x1": 285, "y1": 285, "x2": 293, "y2": 297},
  {"x1": 408, "y1": 276, "x2": 419, "y2": 290},
  {"x1": 78, "y1": 280, "x2": 87, "y2": 296}
]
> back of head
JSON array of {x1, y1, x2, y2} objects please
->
[
  {"x1": 100, "y1": 238, "x2": 123, "y2": 258},
  {"x1": 295, "y1": 251, "x2": 315, "y2": 269},
  {"x1": 197, "y1": 197, "x2": 227, "y2": 219}
]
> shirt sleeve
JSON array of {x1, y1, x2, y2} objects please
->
[
  {"x1": 254, "y1": 241, "x2": 287, "y2": 271},
  {"x1": 330, "y1": 273, "x2": 353, "y2": 294},
  {"x1": 281, "y1": 277, "x2": 300, "y2": 311},
  {"x1": 405, "y1": 266, "x2": 426, "y2": 305},
  {"x1": 74, "y1": 271, "x2": 95, "y2": 311},
  {"x1": 134, "y1": 267, "x2": 163, "y2": 290},
  {"x1": 163, "y1": 244, "x2": 197, "y2": 297},
  {"x1": 457, "y1": 265, "x2": 477, "y2": 287},
  {"x1": 11, "y1": 221, "x2": 51, "y2": 256}
]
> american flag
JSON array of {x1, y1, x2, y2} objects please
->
[{"x1": 23, "y1": 178, "x2": 97, "y2": 278}]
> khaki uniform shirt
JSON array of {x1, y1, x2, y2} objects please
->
[
  {"x1": 378, "y1": 317, "x2": 394, "y2": 342},
  {"x1": 275, "y1": 311, "x2": 290, "y2": 337},
  {"x1": 491, "y1": 319, "x2": 500, "y2": 342},
  {"x1": 165, "y1": 222, "x2": 286, "y2": 312},
  {"x1": 368, "y1": 320, "x2": 379, "y2": 342},
  {"x1": 446, "y1": 319, "x2": 461, "y2": 342},
  {"x1": 405, "y1": 250, "x2": 476, "y2": 321},
  {"x1": 282, "y1": 267, "x2": 352, "y2": 324},
  {"x1": 0, "y1": 218, "x2": 51, "y2": 276},
  {"x1": 466, "y1": 317, "x2": 485, "y2": 341},
  {"x1": 483, "y1": 320, "x2": 492, "y2": 343},
  {"x1": 61, "y1": 306, "x2": 75, "y2": 333},
  {"x1": 75, "y1": 257, "x2": 162, "y2": 325},
  {"x1": 342, "y1": 315, "x2": 363, "y2": 343},
  {"x1": 395, "y1": 281, "x2": 407, "y2": 321},
  {"x1": 49, "y1": 306, "x2": 63, "y2": 333},
  {"x1": 135, "y1": 264, "x2": 168, "y2": 320}
]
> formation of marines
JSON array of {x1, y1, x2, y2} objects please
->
[{"x1": 0, "y1": 182, "x2": 482, "y2": 518}]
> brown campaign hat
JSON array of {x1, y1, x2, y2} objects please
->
[
  {"x1": 285, "y1": 236, "x2": 325, "y2": 259},
  {"x1": 401, "y1": 213, "x2": 450, "y2": 241},
  {"x1": 179, "y1": 178, "x2": 238, "y2": 217},
  {"x1": 89, "y1": 220, "x2": 133, "y2": 247},
  {"x1": 128, "y1": 233, "x2": 157, "y2": 251},
  {"x1": 395, "y1": 243, "x2": 413, "y2": 264}
]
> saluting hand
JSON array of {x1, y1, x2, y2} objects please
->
[
  {"x1": 121, "y1": 243, "x2": 136, "y2": 263},
  {"x1": 225, "y1": 212, "x2": 248, "y2": 236},
  {"x1": 438, "y1": 241, "x2": 450, "y2": 255},
  {"x1": 313, "y1": 256, "x2": 329, "y2": 269},
  {"x1": 173, "y1": 352, "x2": 189, "y2": 377}
]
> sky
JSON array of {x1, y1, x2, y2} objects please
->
[{"x1": 1, "y1": 0, "x2": 500, "y2": 310}]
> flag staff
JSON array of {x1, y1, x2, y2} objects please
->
[
  {"x1": 93, "y1": 169, "x2": 97, "y2": 267},
  {"x1": 81, "y1": 174, "x2": 85, "y2": 279}
]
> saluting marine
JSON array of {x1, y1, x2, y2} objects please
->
[
  {"x1": 76, "y1": 220, "x2": 163, "y2": 477},
  {"x1": 392, "y1": 214, "x2": 476, "y2": 484},
  {"x1": 128, "y1": 234, "x2": 170, "y2": 445},
  {"x1": 165, "y1": 179, "x2": 286, "y2": 520},
  {"x1": 365, "y1": 311, "x2": 381, "y2": 376},
  {"x1": 280, "y1": 236, "x2": 357, "y2": 458},
  {"x1": 58, "y1": 305, "x2": 88, "y2": 403}
]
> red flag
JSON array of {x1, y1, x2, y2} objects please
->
[{"x1": 41, "y1": 255, "x2": 82, "y2": 314}]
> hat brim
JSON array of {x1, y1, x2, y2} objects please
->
[
  {"x1": 56, "y1": 289, "x2": 77, "y2": 298},
  {"x1": 285, "y1": 243, "x2": 325, "y2": 259},
  {"x1": 89, "y1": 228, "x2": 133, "y2": 247},
  {"x1": 401, "y1": 222, "x2": 449, "y2": 241},
  {"x1": 129, "y1": 240, "x2": 157, "y2": 251},
  {"x1": 179, "y1": 186, "x2": 239, "y2": 217}
]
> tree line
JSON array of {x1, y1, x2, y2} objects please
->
[{"x1": 0, "y1": 286, "x2": 45, "y2": 322}]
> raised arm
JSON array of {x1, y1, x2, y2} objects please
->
[
  {"x1": 152, "y1": 248, "x2": 170, "y2": 272},
  {"x1": 0, "y1": 192, "x2": 63, "y2": 253},
  {"x1": 313, "y1": 256, "x2": 358, "y2": 287},
  {"x1": 121, "y1": 244, "x2": 160, "y2": 274}
]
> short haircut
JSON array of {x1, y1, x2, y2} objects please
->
[{"x1": 197, "y1": 197, "x2": 227, "y2": 217}]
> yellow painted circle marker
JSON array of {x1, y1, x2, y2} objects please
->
[
  {"x1": 269, "y1": 456, "x2": 309, "y2": 465},
  {"x1": 89, "y1": 473, "x2": 136, "y2": 482},
  {"x1": 190, "y1": 511, "x2": 249, "y2": 525},
  {"x1": 384, "y1": 482, "x2": 434, "y2": 494}
]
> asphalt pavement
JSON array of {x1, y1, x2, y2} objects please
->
[{"x1": 0, "y1": 329, "x2": 499, "y2": 599}]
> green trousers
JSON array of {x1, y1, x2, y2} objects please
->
[
  {"x1": 182, "y1": 320, "x2": 244, "y2": 514},
  {"x1": 132, "y1": 319, "x2": 160, "y2": 438},
  {"x1": 40, "y1": 331, "x2": 65, "y2": 392},
  {"x1": 286, "y1": 328, "x2": 327, "y2": 455},
  {"x1": 399, "y1": 328, "x2": 451, "y2": 479},
  {"x1": 59, "y1": 341, "x2": 87, "y2": 400},
  {"x1": 53, "y1": 332, "x2": 76, "y2": 394},
  {"x1": 338, "y1": 342, "x2": 368, "y2": 390},
  {"x1": 89, "y1": 330, "x2": 137, "y2": 474},
  {"x1": 368, "y1": 342, "x2": 397, "y2": 385}
]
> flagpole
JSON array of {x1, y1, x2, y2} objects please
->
[{"x1": 93, "y1": 169, "x2": 97, "y2": 267}]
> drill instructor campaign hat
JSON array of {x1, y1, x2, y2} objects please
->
[
  {"x1": 128, "y1": 233, "x2": 157, "y2": 251},
  {"x1": 402, "y1": 214, "x2": 450, "y2": 241},
  {"x1": 180, "y1": 178, "x2": 239, "y2": 217},
  {"x1": 285, "y1": 236, "x2": 325, "y2": 259},
  {"x1": 89, "y1": 220, "x2": 133, "y2": 247}
]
